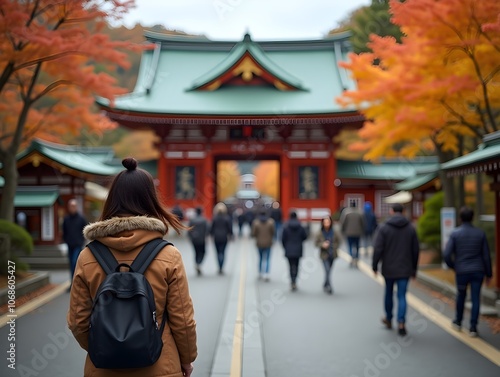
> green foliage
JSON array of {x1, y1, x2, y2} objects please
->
[
  {"x1": 351, "y1": 0, "x2": 404, "y2": 54},
  {"x1": 0, "y1": 220, "x2": 33, "y2": 254},
  {"x1": 417, "y1": 192, "x2": 444, "y2": 252},
  {"x1": 0, "y1": 220, "x2": 33, "y2": 274}
]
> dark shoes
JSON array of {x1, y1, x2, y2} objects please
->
[
  {"x1": 381, "y1": 318, "x2": 392, "y2": 329},
  {"x1": 452, "y1": 320, "x2": 461, "y2": 331},
  {"x1": 398, "y1": 323, "x2": 407, "y2": 336},
  {"x1": 323, "y1": 284, "x2": 333, "y2": 294},
  {"x1": 291, "y1": 283, "x2": 297, "y2": 292},
  {"x1": 469, "y1": 327, "x2": 478, "y2": 338}
]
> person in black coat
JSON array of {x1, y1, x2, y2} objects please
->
[
  {"x1": 372, "y1": 203, "x2": 419, "y2": 336},
  {"x1": 62, "y1": 199, "x2": 88, "y2": 284},
  {"x1": 281, "y1": 211, "x2": 308, "y2": 291},
  {"x1": 444, "y1": 206, "x2": 492, "y2": 337},
  {"x1": 210, "y1": 202, "x2": 233, "y2": 275},
  {"x1": 188, "y1": 207, "x2": 209, "y2": 276}
]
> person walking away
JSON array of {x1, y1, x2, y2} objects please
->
[
  {"x1": 270, "y1": 201, "x2": 283, "y2": 240},
  {"x1": 372, "y1": 203, "x2": 419, "y2": 336},
  {"x1": 363, "y1": 201, "x2": 378, "y2": 256},
  {"x1": 340, "y1": 201, "x2": 365, "y2": 267},
  {"x1": 444, "y1": 206, "x2": 493, "y2": 337},
  {"x1": 251, "y1": 208, "x2": 276, "y2": 281},
  {"x1": 67, "y1": 158, "x2": 197, "y2": 377},
  {"x1": 188, "y1": 207, "x2": 209, "y2": 276},
  {"x1": 62, "y1": 199, "x2": 87, "y2": 286},
  {"x1": 281, "y1": 211, "x2": 308, "y2": 291},
  {"x1": 210, "y1": 202, "x2": 233, "y2": 275},
  {"x1": 315, "y1": 216, "x2": 341, "y2": 294},
  {"x1": 171, "y1": 202, "x2": 184, "y2": 222}
]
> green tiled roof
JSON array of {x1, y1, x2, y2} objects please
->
[
  {"x1": 189, "y1": 33, "x2": 305, "y2": 91},
  {"x1": 96, "y1": 32, "x2": 356, "y2": 116},
  {"x1": 395, "y1": 172, "x2": 438, "y2": 191},
  {"x1": 337, "y1": 159, "x2": 439, "y2": 181},
  {"x1": 441, "y1": 131, "x2": 500, "y2": 170},
  {"x1": 14, "y1": 187, "x2": 59, "y2": 207},
  {"x1": 17, "y1": 140, "x2": 122, "y2": 176}
]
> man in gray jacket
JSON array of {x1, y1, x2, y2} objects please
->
[
  {"x1": 372, "y1": 203, "x2": 419, "y2": 336},
  {"x1": 340, "y1": 201, "x2": 365, "y2": 267},
  {"x1": 444, "y1": 207, "x2": 492, "y2": 337}
]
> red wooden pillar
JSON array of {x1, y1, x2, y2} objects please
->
[
  {"x1": 157, "y1": 143, "x2": 168, "y2": 203},
  {"x1": 202, "y1": 148, "x2": 214, "y2": 219},
  {"x1": 327, "y1": 147, "x2": 338, "y2": 213},
  {"x1": 280, "y1": 149, "x2": 291, "y2": 218}
]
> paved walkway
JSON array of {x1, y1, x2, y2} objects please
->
[{"x1": 1, "y1": 229, "x2": 499, "y2": 377}]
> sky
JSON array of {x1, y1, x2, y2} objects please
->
[{"x1": 120, "y1": 0, "x2": 371, "y2": 40}]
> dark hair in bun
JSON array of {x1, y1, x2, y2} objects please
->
[
  {"x1": 100, "y1": 155, "x2": 186, "y2": 234},
  {"x1": 122, "y1": 157, "x2": 138, "y2": 171}
]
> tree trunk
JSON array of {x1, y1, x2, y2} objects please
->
[
  {"x1": 0, "y1": 151, "x2": 18, "y2": 221},
  {"x1": 435, "y1": 147, "x2": 455, "y2": 207},
  {"x1": 456, "y1": 137, "x2": 465, "y2": 208},
  {"x1": 439, "y1": 170, "x2": 455, "y2": 207}
]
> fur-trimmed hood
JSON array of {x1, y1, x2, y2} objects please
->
[{"x1": 83, "y1": 216, "x2": 167, "y2": 241}]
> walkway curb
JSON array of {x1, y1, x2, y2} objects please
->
[{"x1": 0, "y1": 280, "x2": 70, "y2": 328}]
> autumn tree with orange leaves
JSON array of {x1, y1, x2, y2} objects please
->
[
  {"x1": 254, "y1": 161, "x2": 280, "y2": 200},
  {"x1": 0, "y1": 0, "x2": 139, "y2": 220},
  {"x1": 338, "y1": 0, "x2": 500, "y2": 206}
]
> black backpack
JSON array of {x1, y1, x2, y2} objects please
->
[{"x1": 87, "y1": 238, "x2": 172, "y2": 369}]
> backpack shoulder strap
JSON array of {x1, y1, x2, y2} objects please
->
[
  {"x1": 131, "y1": 238, "x2": 173, "y2": 274},
  {"x1": 87, "y1": 240, "x2": 119, "y2": 275}
]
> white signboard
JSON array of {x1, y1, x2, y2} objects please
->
[
  {"x1": 41, "y1": 206, "x2": 54, "y2": 241},
  {"x1": 440, "y1": 207, "x2": 456, "y2": 253}
]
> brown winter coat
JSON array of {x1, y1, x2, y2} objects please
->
[
  {"x1": 251, "y1": 215, "x2": 275, "y2": 248},
  {"x1": 67, "y1": 216, "x2": 197, "y2": 377}
]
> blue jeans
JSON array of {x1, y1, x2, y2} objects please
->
[
  {"x1": 347, "y1": 236, "x2": 360, "y2": 259},
  {"x1": 384, "y1": 277, "x2": 409, "y2": 324},
  {"x1": 258, "y1": 247, "x2": 271, "y2": 274},
  {"x1": 322, "y1": 257, "x2": 334, "y2": 287},
  {"x1": 455, "y1": 272, "x2": 484, "y2": 327},
  {"x1": 214, "y1": 242, "x2": 227, "y2": 271}
]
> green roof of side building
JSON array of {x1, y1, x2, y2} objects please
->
[
  {"x1": 16, "y1": 139, "x2": 122, "y2": 176},
  {"x1": 14, "y1": 187, "x2": 59, "y2": 207},
  {"x1": 96, "y1": 31, "x2": 357, "y2": 116},
  {"x1": 337, "y1": 158, "x2": 439, "y2": 181},
  {"x1": 441, "y1": 131, "x2": 500, "y2": 171}
]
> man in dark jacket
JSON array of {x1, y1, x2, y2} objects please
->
[
  {"x1": 188, "y1": 207, "x2": 209, "y2": 276},
  {"x1": 281, "y1": 211, "x2": 308, "y2": 291},
  {"x1": 62, "y1": 199, "x2": 87, "y2": 285},
  {"x1": 372, "y1": 203, "x2": 419, "y2": 336},
  {"x1": 210, "y1": 202, "x2": 233, "y2": 275},
  {"x1": 444, "y1": 207, "x2": 492, "y2": 337}
]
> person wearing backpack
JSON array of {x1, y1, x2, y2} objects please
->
[{"x1": 67, "y1": 158, "x2": 197, "y2": 377}]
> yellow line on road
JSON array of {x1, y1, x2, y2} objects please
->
[
  {"x1": 0, "y1": 280, "x2": 70, "y2": 328},
  {"x1": 230, "y1": 244, "x2": 248, "y2": 377},
  {"x1": 349, "y1": 252, "x2": 500, "y2": 367}
]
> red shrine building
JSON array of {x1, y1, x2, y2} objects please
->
[{"x1": 97, "y1": 31, "x2": 437, "y2": 219}]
